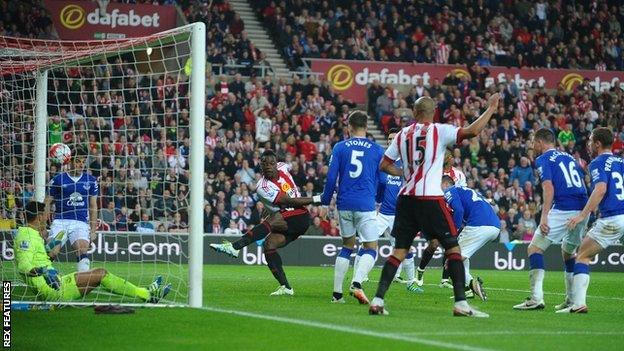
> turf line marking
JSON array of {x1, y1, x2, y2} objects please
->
[
  {"x1": 400, "y1": 331, "x2": 624, "y2": 337},
  {"x1": 420, "y1": 283, "x2": 624, "y2": 301},
  {"x1": 201, "y1": 306, "x2": 496, "y2": 351}
]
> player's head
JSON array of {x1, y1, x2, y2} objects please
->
[
  {"x1": 444, "y1": 150, "x2": 454, "y2": 169},
  {"x1": 533, "y1": 128, "x2": 555, "y2": 155},
  {"x1": 70, "y1": 147, "x2": 88, "y2": 172},
  {"x1": 441, "y1": 175, "x2": 455, "y2": 191},
  {"x1": 590, "y1": 127, "x2": 613, "y2": 156},
  {"x1": 347, "y1": 110, "x2": 368, "y2": 136},
  {"x1": 260, "y1": 149, "x2": 278, "y2": 179},
  {"x1": 25, "y1": 201, "x2": 46, "y2": 226},
  {"x1": 413, "y1": 96, "x2": 436, "y2": 122},
  {"x1": 388, "y1": 127, "x2": 400, "y2": 143}
]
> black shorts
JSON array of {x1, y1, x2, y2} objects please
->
[
  {"x1": 391, "y1": 196, "x2": 458, "y2": 250},
  {"x1": 278, "y1": 209, "x2": 311, "y2": 245}
]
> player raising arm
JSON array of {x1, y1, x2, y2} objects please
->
[
  {"x1": 559, "y1": 127, "x2": 624, "y2": 314},
  {"x1": 369, "y1": 93, "x2": 499, "y2": 317},
  {"x1": 513, "y1": 128, "x2": 588, "y2": 311},
  {"x1": 210, "y1": 150, "x2": 321, "y2": 296},
  {"x1": 321, "y1": 111, "x2": 385, "y2": 304},
  {"x1": 15, "y1": 201, "x2": 170, "y2": 303},
  {"x1": 47, "y1": 148, "x2": 98, "y2": 272}
]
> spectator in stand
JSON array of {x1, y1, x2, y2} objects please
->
[
  {"x1": 510, "y1": 157, "x2": 535, "y2": 186},
  {"x1": 515, "y1": 209, "x2": 537, "y2": 241}
]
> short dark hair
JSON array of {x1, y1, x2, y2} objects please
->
[
  {"x1": 25, "y1": 201, "x2": 45, "y2": 222},
  {"x1": 592, "y1": 127, "x2": 614, "y2": 147},
  {"x1": 534, "y1": 128, "x2": 555, "y2": 144},
  {"x1": 261, "y1": 149, "x2": 276, "y2": 160},
  {"x1": 388, "y1": 127, "x2": 401, "y2": 135},
  {"x1": 442, "y1": 175, "x2": 455, "y2": 186},
  {"x1": 348, "y1": 111, "x2": 368, "y2": 130}
]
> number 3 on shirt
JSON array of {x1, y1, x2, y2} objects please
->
[
  {"x1": 349, "y1": 150, "x2": 364, "y2": 178},
  {"x1": 614, "y1": 172, "x2": 624, "y2": 200}
]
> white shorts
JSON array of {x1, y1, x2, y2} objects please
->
[
  {"x1": 587, "y1": 214, "x2": 624, "y2": 249},
  {"x1": 50, "y1": 219, "x2": 91, "y2": 246},
  {"x1": 338, "y1": 210, "x2": 381, "y2": 243},
  {"x1": 377, "y1": 213, "x2": 395, "y2": 237},
  {"x1": 530, "y1": 209, "x2": 587, "y2": 254},
  {"x1": 459, "y1": 226, "x2": 500, "y2": 258}
]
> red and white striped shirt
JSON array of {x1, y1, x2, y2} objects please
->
[
  {"x1": 385, "y1": 123, "x2": 462, "y2": 197},
  {"x1": 256, "y1": 162, "x2": 305, "y2": 216}
]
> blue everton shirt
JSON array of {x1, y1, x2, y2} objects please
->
[
  {"x1": 376, "y1": 160, "x2": 402, "y2": 215},
  {"x1": 49, "y1": 172, "x2": 99, "y2": 223},
  {"x1": 444, "y1": 186, "x2": 500, "y2": 229},
  {"x1": 589, "y1": 153, "x2": 624, "y2": 218},
  {"x1": 321, "y1": 137, "x2": 384, "y2": 211},
  {"x1": 535, "y1": 149, "x2": 588, "y2": 211}
]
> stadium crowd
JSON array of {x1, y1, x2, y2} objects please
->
[
  {"x1": 0, "y1": 0, "x2": 623, "y2": 245},
  {"x1": 253, "y1": 0, "x2": 624, "y2": 72}
]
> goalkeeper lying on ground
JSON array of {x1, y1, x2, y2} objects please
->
[{"x1": 15, "y1": 201, "x2": 171, "y2": 303}]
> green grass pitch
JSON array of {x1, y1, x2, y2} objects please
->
[{"x1": 11, "y1": 264, "x2": 624, "y2": 351}]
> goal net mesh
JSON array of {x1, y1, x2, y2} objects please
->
[{"x1": 0, "y1": 24, "x2": 201, "y2": 307}]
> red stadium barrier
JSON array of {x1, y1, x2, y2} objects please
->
[{"x1": 311, "y1": 59, "x2": 624, "y2": 104}]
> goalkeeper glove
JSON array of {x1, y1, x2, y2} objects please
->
[{"x1": 43, "y1": 268, "x2": 61, "y2": 290}]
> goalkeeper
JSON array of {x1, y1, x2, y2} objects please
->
[{"x1": 15, "y1": 201, "x2": 171, "y2": 303}]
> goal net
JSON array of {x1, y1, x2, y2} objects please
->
[{"x1": 0, "y1": 23, "x2": 205, "y2": 307}]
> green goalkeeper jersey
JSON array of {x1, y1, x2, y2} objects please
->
[{"x1": 14, "y1": 226, "x2": 54, "y2": 289}]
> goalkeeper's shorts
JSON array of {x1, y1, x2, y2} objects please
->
[{"x1": 31, "y1": 273, "x2": 82, "y2": 301}]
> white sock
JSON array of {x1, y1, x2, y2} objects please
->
[
  {"x1": 353, "y1": 253, "x2": 361, "y2": 274},
  {"x1": 77, "y1": 257, "x2": 90, "y2": 272},
  {"x1": 565, "y1": 272, "x2": 574, "y2": 303},
  {"x1": 463, "y1": 258, "x2": 472, "y2": 287},
  {"x1": 371, "y1": 297, "x2": 384, "y2": 306},
  {"x1": 529, "y1": 269, "x2": 545, "y2": 302},
  {"x1": 334, "y1": 256, "x2": 350, "y2": 294},
  {"x1": 394, "y1": 263, "x2": 403, "y2": 280},
  {"x1": 353, "y1": 250, "x2": 377, "y2": 284},
  {"x1": 572, "y1": 273, "x2": 590, "y2": 307},
  {"x1": 403, "y1": 255, "x2": 415, "y2": 281}
]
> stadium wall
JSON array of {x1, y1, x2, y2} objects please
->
[{"x1": 1, "y1": 232, "x2": 623, "y2": 272}]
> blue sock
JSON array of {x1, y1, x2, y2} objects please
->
[
  {"x1": 338, "y1": 247, "x2": 353, "y2": 259},
  {"x1": 360, "y1": 248, "x2": 377, "y2": 259},
  {"x1": 529, "y1": 253, "x2": 544, "y2": 270},
  {"x1": 573, "y1": 262, "x2": 589, "y2": 275},
  {"x1": 564, "y1": 258, "x2": 576, "y2": 273},
  {"x1": 406, "y1": 252, "x2": 414, "y2": 259}
]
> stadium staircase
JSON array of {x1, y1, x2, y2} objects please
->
[
  {"x1": 229, "y1": 0, "x2": 291, "y2": 77},
  {"x1": 228, "y1": 1, "x2": 388, "y2": 146}
]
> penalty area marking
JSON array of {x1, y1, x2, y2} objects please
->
[{"x1": 201, "y1": 306, "x2": 495, "y2": 351}]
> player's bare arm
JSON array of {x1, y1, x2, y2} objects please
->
[
  {"x1": 275, "y1": 192, "x2": 321, "y2": 208},
  {"x1": 89, "y1": 195, "x2": 98, "y2": 240},
  {"x1": 379, "y1": 158, "x2": 403, "y2": 177},
  {"x1": 539, "y1": 180, "x2": 554, "y2": 235},
  {"x1": 459, "y1": 93, "x2": 500, "y2": 139},
  {"x1": 567, "y1": 182, "x2": 606, "y2": 230}
]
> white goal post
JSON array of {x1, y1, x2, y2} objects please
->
[{"x1": 0, "y1": 22, "x2": 205, "y2": 308}]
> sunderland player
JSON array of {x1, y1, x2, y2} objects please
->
[
  {"x1": 440, "y1": 175, "x2": 501, "y2": 300},
  {"x1": 47, "y1": 148, "x2": 99, "y2": 272},
  {"x1": 321, "y1": 111, "x2": 385, "y2": 304},
  {"x1": 15, "y1": 201, "x2": 170, "y2": 303},
  {"x1": 416, "y1": 150, "x2": 468, "y2": 288},
  {"x1": 375, "y1": 129, "x2": 417, "y2": 288},
  {"x1": 210, "y1": 150, "x2": 320, "y2": 296},
  {"x1": 560, "y1": 127, "x2": 624, "y2": 313},
  {"x1": 513, "y1": 128, "x2": 588, "y2": 311},
  {"x1": 369, "y1": 93, "x2": 500, "y2": 317}
]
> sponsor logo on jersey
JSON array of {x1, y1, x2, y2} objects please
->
[
  {"x1": 67, "y1": 192, "x2": 85, "y2": 207},
  {"x1": 19, "y1": 241, "x2": 29, "y2": 250}
]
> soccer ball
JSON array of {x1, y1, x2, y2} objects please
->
[{"x1": 49, "y1": 143, "x2": 71, "y2": 164}]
